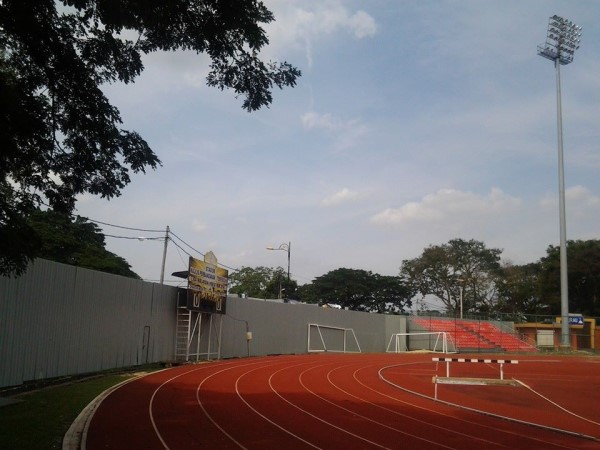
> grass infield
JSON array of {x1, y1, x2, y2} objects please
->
[{"x1": 0, "y1": 366, "x2": 161, "y2": 450}]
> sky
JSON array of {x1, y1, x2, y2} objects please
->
[{"x1": 74, "y1": 0, "x2": 600, "y2": 288}]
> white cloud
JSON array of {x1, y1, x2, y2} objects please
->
[
  {"x1": 347, "y1": 10, "x2": 377, "y2": 39},
  {"x1": 301, "y1": 111, "x2": 369, "y2": 150},
  {"x1": 267, "y1": 1, "x2": 376, "y2": 40},
  {"x1": 74, "y1": 2, "x2": 600, "y2": 285},
  {"x1": 540, "y1": 185, "x2": 600, "y2": 215},
  {"x1": 567, "y1": 185, "x2": 600, "y2": 206},
  {"x1": 192, "y1": 219, "x2": 208, "y2": 233},
  {"x1": 321, "y1": 188, "x2": 361, "y2": 207},
  {"x1": 370, "y1": 188, "x2": 521, "y2": 226},
  {"x1": 264, "y1": 1, "x2": 376, "y2": 67},
  {"x1": 301, "y1": 111, "x2": 343, "y2": 131}
]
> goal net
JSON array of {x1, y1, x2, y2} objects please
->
[
  {"x1": 386, "y1": 332, "x2": 456, "y2": 354},
  {"x1": 307, "y1": 323, "x2": 362, "y2": 353}
]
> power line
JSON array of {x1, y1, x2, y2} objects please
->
[
  {"x1": 169, "y1": 230, "x2": 240, "y2": 273},
  {"x1": 169, "y1": 238, "x2": 194, "y2": 259},
  {"x1": 104, "y1": 234, "x2": 164, "y2": 241},
  {"x1": 169, "y1": 230, "x2": 204, "y2": 257},
  {"x1": 79, "y1": 216, "x2": 248, "y2": 276},
  {"x1": 83, "y1": 217, "x2": 165, "y2": 233}
]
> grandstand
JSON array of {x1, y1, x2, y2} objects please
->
[{"x1": 410, "y1": 316, "x2": 537, "y2": 353}]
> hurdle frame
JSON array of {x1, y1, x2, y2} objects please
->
[
  {"x1": 433, "y1": 357, "x2": 519, "y2": 380},
  {"x1": 431, "y1": 357, "x2": 520, "y2": 399}
]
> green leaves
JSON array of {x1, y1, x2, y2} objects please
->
[
  {"x1": 0, "y1": 0, "x2": 300, "y2": 275},
  {"x1": 400, "y1": 239, "x2": 502, "y2": 316},
  {"x1": 25, "y1": 209, "x2": 141, "y2": 278},
  {"x1": 228, "y1": 266, "x2": 297, "y2": 299},
  {"x1": 306, "y1": 268, "x2": 414, "y2": 313}
]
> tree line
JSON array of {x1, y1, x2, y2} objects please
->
[
  {"x1": 9, "y1": 210, "x2": 600, "y2": 319},
  {"x1": 230, "y1": 238, "x2": 600, "y2": 319}
]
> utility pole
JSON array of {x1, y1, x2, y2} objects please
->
[{"x1": 160, "y1": 225, "x2": 170, "y2": 284}]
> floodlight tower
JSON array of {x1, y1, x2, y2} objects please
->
[{"x1": 537, "y1": 15, "x2": 582, "y2": 349}]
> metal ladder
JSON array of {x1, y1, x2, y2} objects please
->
[{"x1": 175, "y1": 307, "x2": 191, "y2": 361}]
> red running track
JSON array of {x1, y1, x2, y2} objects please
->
[{"x1": 86, "y1": 353, "x2": 600, "y2": 449}]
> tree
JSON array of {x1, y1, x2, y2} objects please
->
[
  {"x1": 264, "y1": 266, "x2": 298, "y2": 300},
  {"x1": 301, "y1": 268, "x2": 414, "y2": 313},
  {"x1": 0, "y1": 0, "x2": 300, "y2": 276},
  {"x1": 495, "y1": 262, "x2": 547, "y2": 319},
  {"x1": 228, "y1": 266, "x2": 297, "y2": 300},
  {"x1": 538, "y1": 240, "x2": 600, "y2": 317},
  {"x1": 400, "y1": 239, "x2": 502, "y2": 316},
  {"x1": 26, "y1": 208, "x2": 140, "y2": 278}
]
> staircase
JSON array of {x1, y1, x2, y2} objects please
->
[{"x1": 411, "y1": 317, "x2": 538, "y2": 353}]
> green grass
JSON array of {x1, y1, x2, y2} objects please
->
[{"x1": 0, "y1": 373, "x2": 141, "y2": 449}]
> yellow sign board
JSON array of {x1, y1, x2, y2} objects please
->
[{"x1": 187, "y1": 254, "x2": 228, "y2": 314}]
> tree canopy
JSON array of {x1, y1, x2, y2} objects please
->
[
  {"x1": 400, "y1": 239, "x2": 502, "y2": 316},
  {"x1": 0, "y1": 0, "x2": 300, "y2": 276},
  {"x1": 228, "y1": 265, "x2": 298, "y2": 300},
  {"x1": 300, "y1": 268, "x2": 414, "y2": 313},
  {"x1": 538, "y1": 240, "x2": 600, "y2": 317},
  {"x1": 495, "y1": 262, "x2": 547, "y2": 319},
  {"x1": 26, "y1": 208, "x2": 140, "y2": 278}
]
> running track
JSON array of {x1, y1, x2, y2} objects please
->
[{"x1": 86, "y1": 353, "x2": 600, "y2": 449}]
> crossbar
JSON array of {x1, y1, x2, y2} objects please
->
[
  {"x1": 432, "y1": 358, "x2": 519, "y2": 364},
  {"x1": 432, "y1": 357, "x2": 519, "y2": 380}
]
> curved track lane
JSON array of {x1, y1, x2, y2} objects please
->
[{"x1": 85, "y1": 354, "x2": 600, "y2": 449}]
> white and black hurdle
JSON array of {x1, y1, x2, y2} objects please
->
[
  {"x1": 433, "y1": 357, "x2": 519, "y2": 380},
  {"x1": 432, "y1": 357, "x2": 520, "y2": 398}
]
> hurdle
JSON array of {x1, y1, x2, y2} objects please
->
[
  {"x1": 433, "y1": 357, "x2": 518, "y2": 380},
  {"x1": 432, "y1": 357, "x2": 520, "y2": 399}
]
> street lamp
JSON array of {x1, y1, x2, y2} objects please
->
[
  {"x1": 459, "y1": 285, "x2": 464, "y2": 320},
  {"x1": 538, "y1": 15, "x2": 582, "y2": 349},
  {"x1": 457, "y1": 278, "x2": 465, "y2": 320},
  {"x1": 266, "y1": 242, "x2": 291, "y2": 280}
]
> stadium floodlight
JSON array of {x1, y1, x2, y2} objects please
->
[
  {"x1": 537, "y1": 15, "x2": 582, "y2": 349},
  {"x1": 537, "y1": 15, "x2": 582, "y2": 65}
]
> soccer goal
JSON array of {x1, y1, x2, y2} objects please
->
[
  {"x1": 307, "y1": 323, "x2": 362, "y2": 353},
  {"x1": 386, "y1": 332, "x2": 456, "y2": 354}
]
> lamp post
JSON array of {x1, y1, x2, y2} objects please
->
[
  {"x1": 457, "y1": 278, "x2": 465, "y2": 320},
  {"x1": 538, "y1": 15, "x2": 582, "y2": 349},
  {"x1": 266, "y1": 242, "x2": 291, "y2": 280},
  {"x1": 459, "y1": 285, "x2": 464, "y2": 320}
]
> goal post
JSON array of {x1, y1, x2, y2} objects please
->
[
  {"x1": 386, "y1": 332, "x2": 456, "y2": 354},
  {"x1": 307, "y1": 323, "x2": 362, "y2": 353}
]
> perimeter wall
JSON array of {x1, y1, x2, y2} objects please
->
[
  {"x1": 0, "y1": 259, "x2": 177, "y2": 389},
  {"x1": 0, "y1": 259, "x2": 407, "y2": 388}
]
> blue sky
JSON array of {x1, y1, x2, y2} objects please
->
[{"x1": 75, "y1": 0, "x2": 600, "y2": 287}]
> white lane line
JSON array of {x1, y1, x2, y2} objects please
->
[
  {"x1": 235, "y1": 361, "x2": 322, "y2": 449},
  {"x1": 149, "y1": 365, "x2": 217, "y2": 449},
  {"x1": 514, "y1": 379, "x2": 600, "y2": 427},
  {"x1": 302, "y1": 363, "x2": 457, "y2": 449},
  {"x1": 377, "y1": 362, "x2": 593, "y2": 447},
  {"x1": 324, "y1": 364, "x2": 502, "y2": 449},
  {"x1": 150, "y1": 359, "x2": 266, "y2": 449},
  {"x1": 355, "y1": 361, "x2": 577, "y2": 449},
  {"x1": 195, "y1": 361, "x2": 270, "y2": 450},
  {"x1": 266, "y1": 362, "x2": 390, "y2": 449}
]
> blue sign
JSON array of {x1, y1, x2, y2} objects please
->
[{"x1": 568, "y1": 315, "x2": 584, "y2": 325}]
